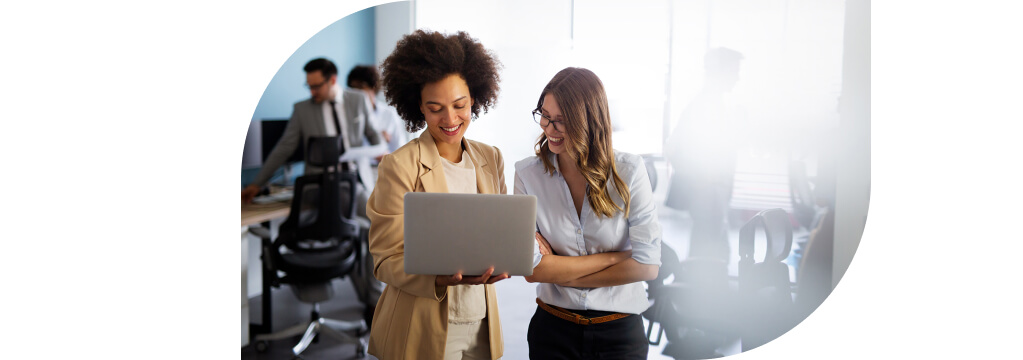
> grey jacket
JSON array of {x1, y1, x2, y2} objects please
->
[{"x1": 253, "y1": 89, "x2": 382, "y2": 187}]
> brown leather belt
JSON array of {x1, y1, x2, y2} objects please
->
[{"x1": 536, "y1": 298, "x2": 631, "y2": 325}]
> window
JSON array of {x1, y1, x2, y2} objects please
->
[{"x1": 416, "y1": 0, "x2": 846, "y2": 193}]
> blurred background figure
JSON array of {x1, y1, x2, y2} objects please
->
[
  {"x1": 664, "y1": 47, "x2": 746, "y2": 262},
  {"x1": 242, "y1": 58, "x2": 383, "y2": 211},
  {"x1": 346, "y1": 64, "x2": 415, "y2": 152}
]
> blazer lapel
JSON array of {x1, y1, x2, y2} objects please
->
[
  {"x1": 417, "y1": 131, "x2": 448, "y2": 193},
  {"x1": 418, "y1": 133, "x2": 494, "y2": 194},
  {"x1": 463, "y1": 138, "x2": 493, "y2": 195},
  {"x1": 308, "y1": 100, "x2": 327, "y2": 136}
]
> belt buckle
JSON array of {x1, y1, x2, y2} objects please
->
[{"x1": 576, "y1": 314, "x2": 591, "y2": 325}]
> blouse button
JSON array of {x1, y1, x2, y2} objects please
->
[{"x1": 577, "y1": 229, "x2": 582, "y2": 234}]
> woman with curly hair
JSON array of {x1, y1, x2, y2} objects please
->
[
  {"x1": 514, "y1": 67, "x2": 662, "y2": 359},
  {"x1": 366, "y1": 30, "x2": 509, "y2": 360}
]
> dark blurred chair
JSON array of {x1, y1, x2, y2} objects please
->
[
  {"x1": 737, "y1": 208, "x2": 794, "y2": 352},
  {"x1": 250, "y1": 136, "x2": 368, "y2": 358},
  {"x1": 642, "y1": 242, "x2": 681, "y2": 347},
  {"x1": 645, "y1": 209, "x2": 802, "y2": 358},
  {"x1": 643, "y1": 241, "x2": 741, "y2": 359}
]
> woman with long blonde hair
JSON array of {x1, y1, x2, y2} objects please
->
[{"x1": 514, "y1": 67, "x2": 662, "y2": 359}]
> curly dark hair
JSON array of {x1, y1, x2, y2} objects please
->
[
  {"x1": 380, "y1": 30, "x2": 502, "y2": 133},
  {"x1": 346, "y1": 65, "x2": 380, "y2": 91}
]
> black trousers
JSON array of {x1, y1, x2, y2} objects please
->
[{"x1": 527, "y1": 305, "x2": 648, "y2": 360}]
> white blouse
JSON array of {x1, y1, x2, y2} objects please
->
[
  {"x1": 513, "y1": 150, "x2": 662, "y2": 315},
  {"x1": 442, "y1": 150, "x2": 486, "y2": 324}
]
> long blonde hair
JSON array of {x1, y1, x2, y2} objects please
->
[{"x1": 535, "y1": 67, "x2": 630, "y2": 218}]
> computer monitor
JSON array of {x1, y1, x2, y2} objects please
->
[
  {"x1": 260, "y1": 118, "x2": 303, "y2": 164},
  {"x1": 257, "y1": 118, "x2": 304, "y2": 187}
]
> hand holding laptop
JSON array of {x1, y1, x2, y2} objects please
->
[{"x1": 435, "y1": 266, "x2": 510, "y2": 287}]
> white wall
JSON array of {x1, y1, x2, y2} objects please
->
[
  {"x1": 833, "y1": 0, "x2": 871, "y2": 287},
  {"x1": 375, "y1": 0, "x2": 414, "y2": 65}
]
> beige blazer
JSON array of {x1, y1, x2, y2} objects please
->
[{"x1": 366, "y1": 131, "x2": 507, "y2": 360}]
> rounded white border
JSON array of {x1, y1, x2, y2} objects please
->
[{"x1": 5, "y1": 0, "x2": 1021, "y2": 358}]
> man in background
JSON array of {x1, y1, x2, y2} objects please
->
[
  {"x1": 665, "y1": 47, "x2": 747, "y2": 262},
  {"x1": 242, "y1": 57, "x2": 384, "y2": 326},
  {"x1": 241, "y1": 58, "x2": 383, "y2": 218}
]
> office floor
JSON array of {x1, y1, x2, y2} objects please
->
[
  {"x1": 240, "y1": 207, "x2": 797, "y2": 360},
  {"x1": 241, "y1": 274, "x2": 368, "y2": 360}
]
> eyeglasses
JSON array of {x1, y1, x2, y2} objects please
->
[
  {"x1": 305, "y1": 81, "x2": 330, "y2": 91},
  {"x1": 532, "y1": 110, "x2": 566, "y2": 133}
]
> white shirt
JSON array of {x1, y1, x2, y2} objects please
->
[
  {"x1": 513, "y1": 150, "x2": 662, "y2": 315},
  {"x1": 320, "y1": 85, "x2": 351, "y2": 152},
  {"x1": 372, "y1": 97, "x2": 412, "y2": 152},
  {"x1": 321, "y1": 100, "x2": 338, "y2": 136},
  {"x1": 442, "y1": 150, "x2": 486, "y2": 323},
  {"x1": 442, "y1": 150, "x2": 478, "y2": 195}
]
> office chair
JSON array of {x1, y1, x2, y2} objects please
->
[
  {"x1": 642, "y1": 242, "x2": 680, "y2": 346},
  {"x1": 643, "y1": 241, "x2": 743, "y2": 360},
  {"x1": 737, "y1": 208, "x2": 795, "y2": 352},
  {"x1": 644, "y1": 210, "x2": 798, "y2": 358},
  {"x1": 251, "y1": 136, "x2": 368, "y2": 358}
]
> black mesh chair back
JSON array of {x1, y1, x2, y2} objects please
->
[
  {"x1": 251, "y1": 136, "x2": 368, "y2": 357},
  {"x1": 270, "y1": 136, "x2": 360, "y2": 285}
]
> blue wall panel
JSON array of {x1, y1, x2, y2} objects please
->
[{"x1": 242, "y1": 7, "x2": 376, "y2": 171}]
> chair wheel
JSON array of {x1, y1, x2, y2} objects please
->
[{"x1": 254, "y1": 340, "x2": 269, "y2": 353}]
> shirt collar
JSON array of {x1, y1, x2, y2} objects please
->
[{"x1": 549, "y1": 152, "x2": 563, "y2": 177}]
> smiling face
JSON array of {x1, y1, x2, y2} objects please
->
[
  {"x1": 540, "y1": 93, "x2": 568, "y2": 155},
  {"x1": 420, "y1": 73, "x2": 473, "y2": 150}
]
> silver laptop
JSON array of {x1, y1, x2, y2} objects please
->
[{"x1": 404, "y1": 192, "x2": 536, "y2": 276}]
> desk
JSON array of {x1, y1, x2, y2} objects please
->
[
  {"x1": 242, "y1": 201, "x2": 291, "y2": 227},
  {"x1": 240, "y1": 200, "x2": 290, "y2": 347}
]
